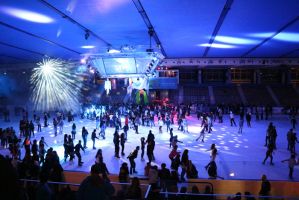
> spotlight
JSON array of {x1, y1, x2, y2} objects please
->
[
  {"x1": 85, "y1": 31, "x2": 90, "y2": 40},
  {"x1": 30, "y1": 58, "x2": 81, "y2": 111},
  {"x1": 80, "y1": 58, "x2": 87, "y2": 64},
  {"x1": 107, "y1": 48, "x2": 121, "y2": 54}
]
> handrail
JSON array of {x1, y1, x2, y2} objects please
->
[
  {"x1": 19, "y1": 179, "x2": 80, "y2": 186},
  {"x1": 159, "y1": 191, "x2": 299, "y2": 200},
  {"x1": 19, "y1": 178, "x2": 152, "y2": 199},
  {"x1": 186, "y1": 181, "x2": 214, "y2": 193},
  {"x1": 19, "y1": 178, "x2": 149, "y2": 186},
  {"x1": 144, "y1": 184, "x2": 151, "y2": 199}
]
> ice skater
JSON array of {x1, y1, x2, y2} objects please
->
[
  {"x1": 158, "y1": 117, "x2": 163, "y2": 133},
  {"x1": 120, "y1": 132, "x2": 126, "y2": 156},
  {"x1": 182, "y1": 118, "x2": 189, "y2": 133},
  {"x1": 262, "y1": 144, "x2": 274, "y2": 165},
  {"x1": 238, "y1": 117, "x2": 244, "y2": 134},
  {"x1": 99, "y1": 118, "x2": 106, "y2": 139},
  {"x1": 281, "y1": 153, "x2": 299, "y2": 179},
  {"x1": 140, "y1": 137, "x2": 145, "y2": 160},
  {"x1": 127, "y1": 146, "x2": 140, "y2": 174},
  {"x1": 58, "y1": 119, "x2": 64, "y2": 135},
  {"x1": 113, "y1": 131, "x2": 120, "y2": 158},
  {"x1": 71, "y1": 123, "x2": 76, "y2": 139},
  {"x1": 205, "y1": 160, "x2": 224, "y2": 179},
  {"x1": 91, "y1": 129, "x2": 99, "y2": 149},
  {"x1": 81, "y1": 127, "x2": 88, "y2": 149},
  {"x1": 75, "y1": 140, "x2": 85, "y2": 166},
  {"x1": 246, "y1": 112, "x2": 252, "y2": 127},
  {"x1": 196, "y1": 125, "x2": 207, "y2": 142},
  {"x1": 229, "y1": 111, "x2": 237, "y2": 126}
]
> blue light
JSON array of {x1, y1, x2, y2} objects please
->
[
  {"x1": 81, "y1": 45, "x2": 96, "y2": 49},
  {"x1": 0, "y1": 6, "x2": 54, "y2": 23},
  {"x1": 214, "y1": 36, "x2": 259, "y2": 45},
  {"x1": 198, "y1": 43, "x2": 236, "y2": 49},
  {"x1": 248, "y1": 32, "x2": 275, "y2": 38},
  {"x1": 273, "y1": 32, "x2": 299, "y2": 42},
  {"x1": 249, "y1": 32, "x2": 299, "y2": 42}
]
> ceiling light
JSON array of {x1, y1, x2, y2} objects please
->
[
  {"x1": 215, "y1": 36, "x2": 258, "y2": 45},
  {"x1": 0, "y1": 6, "x2": 54, "y2": 23},
  {"x1": 107, "y1": 49, "x2": 121, "y2": 54},
  {"x1": 80, "y1": 58, "x2": 87, "y2": 64},
  {"x1": 81, "y1": 45, "x2": 95, "y2": 49},
  {"x1": 249, "y1": 32, "x2": 275, "y2": 38},
  {"x1": 273, "y1": 32, "x2": 299, "y2": 42},
  {"x1": 198, "y1": 43, "x2": 236, "y2": 49},
  {"x1": 250, "y1": 32, "x2": 299, "y2": 42}
]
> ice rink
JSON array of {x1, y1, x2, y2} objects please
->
[{"x1": 1, "y1": 113, "x2": 298, "y2": 181}]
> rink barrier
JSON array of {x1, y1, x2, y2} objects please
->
[
  {"x1": 63, "y1": 171, "x2": 299, "y2": 198},
  {"x1": 187, "y1": 179, "x2": 299, "y2": 198},
  {"x1": 19, "y1": 178, "x2": 152, "y2": 199},
  {"x1": 159, "y1": 191, "x2": 299, "y2": 200}
]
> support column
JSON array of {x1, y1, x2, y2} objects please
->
[
  {"x1": 281, "y1": 69, "x2": 286, "y2": 84},
  {"x1": 178, "y1": 86, "x2": 184, "y2": 104},
  {"x1": 198, "y1": 69, "x2": 202, "y2": 84},
  {"x1": 286, "y1": 69, "x2": 292, "y2": 85},
  {"x1": 225, "y1": 69, "x2": 231, "y2": 84},
  {"x1": 208, "y1": 86, "x2": 215, "y2": 105},
  {"x1": 255, "y1": 69, "x2": 261, "y2": 84}
]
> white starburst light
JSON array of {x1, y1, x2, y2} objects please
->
[{"x1": 30, "y1": 58, "x2": 82, "y2": 111}]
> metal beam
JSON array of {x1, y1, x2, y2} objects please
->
[
  {"x1": 0, "y1": 41, "x2": 44, "y2": 56},
  {"x1": 0, "y1": 21, "x2": 81, "y2": 55},
  {"x1": 242, "y1": 15, "x2": 299, "y2": 57},
  {"x1": 161, "y1": 57, "x2": 299, "y2": 67},
  {"x1": 38, "y1": 0, "x2": 112, "y2": 47},
  {"x1": 203, "y1": 0, "x2": 234, "y2": 57},
  {"x1": 132, "y1": 0, "x2": 167, "y2": 57},
  {"x1": 280, "y1": 48, "x2": 299, "y2": 58},
  {"x1": 0, "y1": 62, "x2": 36, "y2": 70},
  {"x1": 0, "y1": 54, "x2": 31, "y2": 61}
]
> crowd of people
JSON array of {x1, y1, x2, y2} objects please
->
[{"x1": 0, "y1": 103, "x2": 299, "y2": 199}]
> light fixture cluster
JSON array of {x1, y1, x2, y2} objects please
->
[
  {"x1": 145, "y1": 57, "x2": 159, "y2": 77},
  {"x1": 106, "y1": 45, "x2": 136, "y2": 54},
  {"x1": 85, "y1": 30, "x2": 90, "y2": 40}
]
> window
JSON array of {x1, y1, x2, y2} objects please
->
[
  {"x1": 231, "y1": 69, "x2": 253, "y2": 83},
  {"x1": 202, "y1": 69, "x2": 225, "y2": 83}
]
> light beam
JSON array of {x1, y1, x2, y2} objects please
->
[{"x1": 30, "y1": 58, "x2": 82, "y2": 112}]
